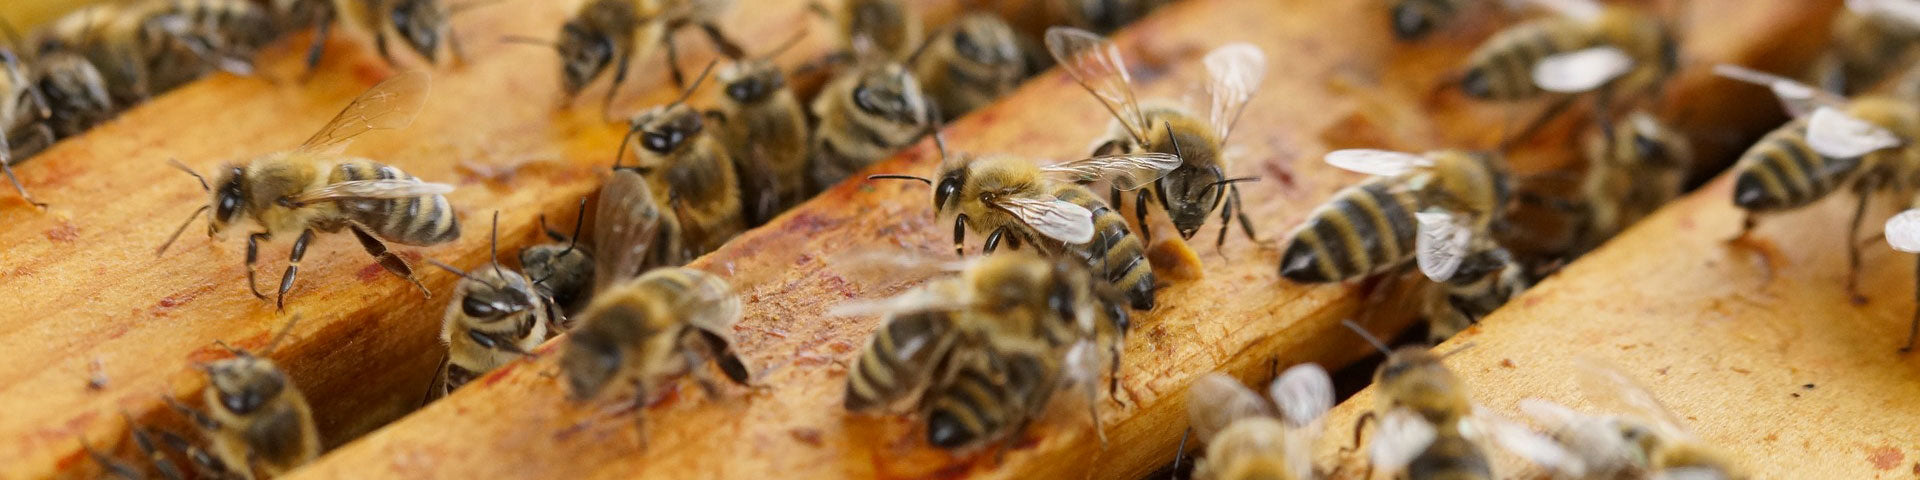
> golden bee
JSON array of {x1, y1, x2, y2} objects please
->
[
  {"x1": 1500, "y1": 359, "x2": 1745, "y2": 479},
  {"x1": 867, "y1": 134, "x2": 1179, "y2": 309},
  {"x1": 427, "y1": 213, "x2": 555, "y2": 398},
  {"x1": 1044, "y1": 0, "x2": 1170, "y2": 34},
  {"x1": 559, "y1": 267, "x2": 751, "y2": 406},
  {"x1": 1814, "y1": 0, "x2": 1920, "y2": 95},
  {"x1": 1345, "y1": 322, "x2": 1490, "y2": 480},
  {"x1": 143, "y1": 0, "x2": 278, "y2": 90},
  {"x1": 1279, "y1": 149, "x2": 1512, "y2": 285},
  {"x1": 1046, "y1": 27, "x2": 1268, "y2": 247},
  {"x1": 165, "y1": 316, "x2": 322, "y2": 479},
  {"x1": 30, "y1": 51, "x2": 113, "y2": 139},
  {"x1": 33, "y1": 4, "x2": 167, "y2": 107},
  {"x1": 1458, "y1": 0, "x2": 1677, "y2": 104},
  {"x1": 521, "y1": 0, "x2": 743, "y2": 116},
  {"x1": 519, "y1": 199, "x2": 595, "y2": 317},
  {"x1": 840, "y1": 251, "x2": 1129, "y2": 449},
  {"x1": 1388, "y1": 0, "x2": 1475, "y2": 41},
  {"x1": 710, "y1": 33, "x2": 810, "y2": 225},
  {"x1": 1183, "y1": 365, "x2": 1334, "y2": 480},
  {"x1": 31, "y1": 1, "x2": 266, "y2": 108},
  {"x1": 811, "y1": 0, "x2": 922, "y2": 61},
  {"x1": 809, "y1": 59, "x2": 935, "y2": 192},
  {"x1": 614, "y1": 63, "x2": 745, "y2": 257},
  {"x1": 156, "y1": 71, "x2": 457, "y2": 309},
  {"x1": 1418, "y1": 241, "x2": 1530, "y2": 343},
  {"x1": 1, "y1": 47, "x2": 52, "y2": 207},
  {"x1": 1569, "y1": 110, "x2": 1692, "y2": 253},
  {"x1": 911, "y1": 12, "x2": 1027, "y2": 121}
]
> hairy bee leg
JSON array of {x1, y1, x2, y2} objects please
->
[
  {"x1": 1231, "y1": 185, "x2": 1257, "y2": 242},
  {"x1": 301, "y1": 10, "x2": 334, "y2": 80},
  {"x1": 983, "y1": 227, "x2": 1012, "y2": 253},
  {"x1": 156, "y1": 430, "x2": 233, "y2": 480},
  {"x1": 952, "y1": 213, "x2": 969, "y2": 256},
  {"x1": 1847, "y1": 191, "x2": 1871, "y2": 305},
  {"x1": 0, "y1": 150, "x2": 46, "y2": 208},
  {"x1": 700, "y1": 23, "x2": 746, "y2": 59},
  {"x1": 350, "y1": 225, "x2": 430, "y2": 297},
  {"x1": 123, "y1": 419, "x2": 186, "y2": 480},
  {"x1": 81, "y1": 438, "x2": 146, "y2": 480},
  {"x1": 275, "y1": 229, "x2": 315, "y2": 310},
  {"x1": 1135, "y1": 188, "x2": 1153, "y2": 240},
  {"x1": 245, "y1": 232, "x2": 271, "y2": 300},
  {"x1": 601, "y1": 51, "x2": 634, "y2": 123},
  {"x1": 1084, "y1": 379, "x2": 1106, "y2": 448}
]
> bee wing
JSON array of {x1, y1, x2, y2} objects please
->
[
  {"x1": 828, "y1": 248, "x2": 971, "y2": 285},
  {"x1": 1324, "y1": 149, "x2": 1433, "y2": 177},
  {"x1": 1652, "y1": 468, "x2": 1730, "y2": 480},
  {"x1": 1039, "y1": 152, "x2": 1182, "y2": 190},
  {"x1": 1185, "y1": 373, "x2": 1274, "y2": 441},
  {"x1": 1849, "y1": 0, "x2": 1920, "y2": 29},
  {"x1": 1369, "y1": 407, "x2": 1438, "y2": 473},
  {"x1": 1045, "y1": 27, "x2": 1149, "y2": 142},
  {"x1": 1806, "y1": 106, "x2": 1906, "y2": 158},
  {"x1": 1203, "y1": 42, "x2": 1266, "y2": 143},
  {"x1": 592, "y1": 169, "x2": 668, "y2": 292},
  {"x1": 1884, "y1": 209, "x2": 1920, "y2": 252},
  {"x1": 670, "y1": 268, "x2": 743, "y2": 334},
  {"x1": 1570, "y1": 356, "x2": 1692, "y2": 440},
  {"x1": 826, "y1": 283, "x2": 973, "y2": 318},
  {"x1": 1712, "y1": 64, "x2": 1846, "y2": 118},
  {"x1": 296, "y1": 71, "x2": 430, "y2": 154},
  {"x1": 289, "y1": 179, "x2": 452, "y2": 204},
  {"x1": 1532, "y1": 46, "x2": 1635, "y2": 93},
  {"x1": 988, "y1": 194, "x2": 1096, "y2": 244},
  {"x1": 1472, "y1": 406, "x2": 1589, "y2": 478},
  {"x1": 1518, "y1": 0, "x2": 1603, "y2": 22},
  {"x1": 1266, "y1": 363, "x2": 1333, "y2": 429},
  {"x1": 1415, "y1": 210, "x2": 1474, "y2": 282}
]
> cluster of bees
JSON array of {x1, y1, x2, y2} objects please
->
[{"x1": 42, "y1": 0, "x2": 1920, "y2": 477}]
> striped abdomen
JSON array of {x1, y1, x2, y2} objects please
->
[
  {"x1": 1460, "y1": 18, "x2": 1591, "y2": 101},
  {"x1": 845, "y1": 310, "x2": 954, "y2": 411},
  {"x1": 921, "y1": 349, "x2": 1049, "y2": 449},
  {"x1": 330, "y1": 160, "x2": 459, "y2": 245},
  {"x1": 1052, "y1": 183, "x2": 1156, "y2": 310},
  {"x1": 1731, "y1": 120, "x2": 1862, "y2": 212},
  {"x1": 1279, "y1": 179, "x2": 1420, "y2": 283},
  {"x1": 807, "y1": 64, "x2": 930, "y2": 190},
  {"x1": 1405, "y1": 432, "x2": 1493, "y2": 480}
]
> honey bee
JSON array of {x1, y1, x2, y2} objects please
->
[
  {"x1": 1813, "y1": 0, "x2": 1920, "y2": 95},
  {"x1": 519, "y1": 0, "x2": 743, "y2": 117},
  {"x1": 592, "y1": 166, "x2": 689, "y2": 292},
  {"x1": 1458, "y1": 0, "x2": 1678, "y2": 105},
  {"x1": 143, "y1": 0, "x2": 278, "y2": 91},
  {"x1": 839, "y1": 251, "x2": 1129, "y2": 449},
  {"x1": 559, "y1": 267, "x2": 751, "y2": 406},
  {"x1": 1567, "y1": 110, "x2": 1692, "y2": 254},
  {"x1": 30, "y1": 51, "x2": 113, "y2": 139},
  {"x1": 1, "y1": 46, "x2": 52, "y2": 207},
  {"x1": 709, "y1": 32, "x2": 810, "y2": 225},
  {"x1": 293, "y1": 0, "x2": 484, "y2": 72},
  {"x1": 427, "y1": 213, "x2": 554, "y2": 398},
  {"x1": 1388, "y1": 0, "x2": 1475, "y2": 41},
  {"x1": 810, "y1": 0, "x2": 922, "y2": 61},
  {"x1": 33, "y1": 4, "x2": 164, "y2": 107},
  {"x1": 1344, "y1": 321, "x2": 1544, "y2": 480},
  {"x1": 867, "y1": 135, "x2": 1179, "y2": 310},
  {"x1": 1420, "y1": 242, "x2": 1530, "y2": 342},
  {"x1": 911, "y1": 13, "x2": 1027, "y2": 121},
  {"x1": 156, "y1": 71, "x2": 457, "y2": 309},
  {"x1": 31, "y1": 2, "x2": 265, "y2": 109},
  {"x1": 1046, "y1": 27, "x2": 1268, "y2": 247},
  {"x1": 1497, "y1": 359, "x2": 1745, "y2": 479},
  {"x1": 1183, "y1": 365, "x2": 1334, "y2": 480},
  {"x1": 808, "y1": 59, "x2": 935, "y2": 192},
  {"x1": 1044, "y1": 0, "x2": 1170, "y2": 34},
  {"x1": 614, "y1": 63, "x2": 744, "y2": 256},
  {"x1": 519, "y1": 199, "x2": 595, "y2": 317},
  {"x1": 1279, "y1": 149, "x2": 1512, "y2": 285},
  {"x1": 165, "y1": 315, "x2": 321, "y2": 479}
]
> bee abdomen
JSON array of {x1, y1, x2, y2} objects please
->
[
  {"x1": 1279, "y1": 181, "x2": 1419, "y2": 283},
  {"x1": 1405, "y1": 434, "x2": 1493, "y2": 480},
  {"x1": 334, "y1": 162, "x2": 460, "y2": 245},
  {"x1": 1731, "y1": 125, "x2": 1860, "y2": 211},
  {"x1": 1461, "y1": 22, "x2": 1583, "y2": 101},
  {"x1": 923, "y1": 365, "x2": 1010, "y2": 448},
  {"x1": 845, "y1": 311, "x2": 949, "y2": 411},
  {"x1": 442, "y1": 363, "x2": 479, "y2": 394},
  {"x1": 1058, "y1": 186, "x2": 1156, "y2": 309}
]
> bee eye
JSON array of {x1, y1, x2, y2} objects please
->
[
  {"x1": 952, "y1": 29, "x2": 981, "y2": 60},
  {"x1": 462, "y1": 295, "x2": 499, "y2": 318},
  {"x1": 934, "y1": 177, "x2": 962, "y2": 206},
  {"x1": 1633, "y1": 134, "x2": 1664, "y2": 162},
  {"x1": 643, "y1": 132, "x2": 671, "y2": 152},
  {"x1": 727, "y1": 81, "x2": 755, "y2": 101},
  {"x1": 853, "y1": 85, "x2": 880, "y2": 113}
]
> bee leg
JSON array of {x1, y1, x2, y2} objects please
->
[
  {"x1": 274, "y1": 229, "x2": 316, "y2": 310},
  {"x1": 156, "y1": 430, "x2": 234, "y2": 480},
  {"x1": 350, "y1": 225, "x2": 431, "y2": 297},
  {"x1": 1232, "y1": 185, "x2": 1258, "y2": 242},
  {"x1": 301, "y1": 10, "x2": 335, "y2": 80},
  {"x1": 1170, "y1": 428, "x2": 1189, "y2": 480},
  {"x1": 122, "y1": 417, "x2": 186, "y2": 480},
  {"x1": 0, "y1": 139, "x2": 46, "y2": 209},
  {"x1": 700, "y1": 23, "x2": 746, "y2": 59},
  {"x1": 1134, "y1": 188, "x2": 1153, "y2": 240},
  {"x1": 695, "y1": 329, "x2": 752, "y2": 385},
  {"x1": 1846, "y1": 190, "x2": 1872, "y2": 305},
  {"x1": 245, "y1": 232, "x2": 272, "y2": 300},
  {"x1": 601, "y1": 50, "x2": 634, "y2": 123},
  {"x1": 952, "y1": 213, "x2": 969, "y2": 256},
  {"x1": 983, "y1": 227, "x2": 1009, "y2": 253},
  {"x1": 163, "y1": 396, "x2": 220, "y2": 431},
  {"x1": 80, "y1": 437, "x2": 146, "y2": 480}
]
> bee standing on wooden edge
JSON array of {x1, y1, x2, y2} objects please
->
[
  {"x1": 613, "y1": 61, "x2": 747, "y2": 257},
  {"x1": 807, "y1": 48, "x2": 937, "y2": 192},
  {"x1": 156, "y1": 71, "x2": 458, "y2": 309},
  {"x1": 507, "y1": 0, "x2": 745, "y2": 118},
  {"x1": 426, "y1": 212, "x2": 557, "y2": 400},
  {"x1": 1494, "y1": 358, "x2": 1746, "y2": 479},
  {"x1": 1182, "y1": 364, "x2": 1334, "y2": 480},
  {"x1": 709, "y1": 31, "x2": 812, "y2": 225},
  {"x1": 1457, "y1": 0, "x2": 1682, "y2": 140},
  {"x1": 559, "y1": 267, "x2": 752, "y2": 414},
  {"x1": 1279, "y1": 148, "x2": 1513, "y2": 287}
]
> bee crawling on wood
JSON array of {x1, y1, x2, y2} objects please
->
[
  {"x1": 559, "y1": 267, "x2": 752, "y2": 409},
  {"x1": 1495, "y1": 358, "x2": 1745, "y2": 479},
  {"x1": 1182, "y1": 364, "x2": 1334, "y2": 480},
  {"x1": 708, "y1": 31, "x2": 811, "y2": 226},
  {"x1": 1280, "y1": 148, "x2": 1513, "y2": 287},
  {"x1": 508, "y1": 0, "x2": 744, "y2": 118},
  {"x1": 157, "y1": 71, "x2": 457, "y2": 309}
]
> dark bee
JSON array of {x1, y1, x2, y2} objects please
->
[
  {"x1": 710, "y1": 32, "x2": 810, "y2": 225},
  {"x1": 808, "y1": 60, "x2": 934, "y2": 191},
  {"x1": 910, "y1": 12, "x2": 1026, "y2": 120}
]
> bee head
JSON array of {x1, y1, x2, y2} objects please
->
[
  {"x1": 561, "y1": 306, "x2": 643, "y2": 402},
  {"x1": 205, "y1": 356, "x2": 287, "y2": 416},
  {"x1": 208, "y1": 166, "x2": 248, "y2": 236},
  {"x1": 1390, "y1": 2, "x2": 1436, "y2": 40},
  {"x1": 949, "y1": 15, "x2": 1017, "y2": 67},
  {"x1": 851, "y1": 64, "x2": 927, "y2": 124},
  {"x1": 1375, "y1": 347, "x2": 1466, "y2": 422},
  {"x1": 556, "y1": 22, "x2": 613, "y2": 99},
  {"x1": 632, "y1": 104, "x2": 704, "y2": 154},
  {"x1": 457, "y1": 266, "x2": 536, "y2": 322},
  {"x1": 720, "y1": 60, "x2": 785, "y2": 104},
  {"x1": 389, "y1": 0, "x2": 449, "y2": 62}
]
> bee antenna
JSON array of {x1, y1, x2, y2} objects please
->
[
  {"x1": 168, "y1": 159, "x2": 211, "y2": 192},
  {"x1": 670, "y1": 61, "x2": 719, "y2": 107},
  {"x1": 260, "y1": 314, "x2": 300, "y2": 356},
  {"x1": 211, "y1": 339, "x2": 246, "y2": 357},
  {"x1": 559, "y1": 197, "x2": 586, "y2": 255},
  {"x1": 1438, "y1": 341, "x2": 1477, "y2": 358},
  {"x1": 760, "y1": 29, "x2": 810, "y2": 61},
  {"x1": 865, "y1": 174, "x2": 932, "y2": 186},
  {"x1": 429, "y1": 258, "x2": 507, "y2": 291},
  {"x1": 487, "y1": 211, "x2": 508, "y2": 281},
  {"x1": 1341, "y1": 319, "x2": 1392, "y2": 355},
  {"x1": 155, "y1": 205, "x2": 210, "y2": 256},
  {"x1": 1165, "y1": 122, "x2": 1185, "y2": 160}
]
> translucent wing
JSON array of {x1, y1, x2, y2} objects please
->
[
  {"x1": 1267, "y1": 363, "x2": 1333, "y2": 429},
  {"x1": 1415, "y1": 210, "x2": 1473, "y2": 282},
  {"x1": 1571, "y1": 357, "x2": 1690, "y2": 439},
  {"x1": 592, "y1": 169, "x2": 669, "y2": 292},
  {"x1": 1652, "y1": 468, "x2": 1732, "y2": 480},
  {"x1": 1520, "y1": 0, "x2": 1603, "y2": 22},
  {"x1": 828, "y1": 248, "x2": 972, "y2": 286},
  {"x1": 1712, "y1": 64, "x2": 1846, "y2": 118},
  {"x1": 289, "y1": 179, "x2": 451, "y2": 204},
  {"x1": 990, "y1": 194, "x2": 1096, "y2": 244},
  {"x1": 1325, "y1": 149, "x2": 1433, "y2": 176},
  {"x1": 650, "y1": 267, "x2": 740, "y2": 334},
  {"x1": 1850, "y1": 0, "x2": 1920, "y2": 30},
  {"x1": 1474, "y1": 407, "x2": 1588, "y2": 478},
  {"x1": 1533, "y1": 46, "x2": 1634, "y2": 93},
  {"x1": 1885, "y1": 209, "x2": 1920, "y2": 253},
  {"x1": 1045, "y1": 27, "x2": 1148, "y2": 143},
  {"x1": 1203, "y1": 42, "x2": 1266, "y2": 143},
  {"x1": 1519, "y1": 399, "x2": 1644, "y2": 478},
  {"x1": 1185, "y1": 373, "x2": 1273, "y2": 441},
  {"x1": 1806, "y1": 106, "x2": 1904, "y2": 158},
  {"x1": 1039, "y1": 152, "x2": 1182, "y2": 190},
  {"x1": 297, "y1": 71, "x2": 430, "y2": 154},
  {"x1": 826, "y1": 281, "x2": 973, "y2": 318},
  {"x1": 1370, "y1": 407, "x2": 1438, "y2": 473}
]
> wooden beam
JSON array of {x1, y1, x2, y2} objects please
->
[{"x1": 283, "y1": 1, "x2": 1836, "y2": 479}]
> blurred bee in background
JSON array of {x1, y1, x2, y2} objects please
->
[
  {"x1": 83, "y1": 413, "x2": 194, "y2": 480},
  {"x1": 32, "y1": 1, "x2": 268, "y2": 110},
  {"x1": 559, "y1": 267, "x2": 752, "y2": 408},
  {"x1": 1387, "y1": 0, "x2": 1475, "y2": 41},
  {"x1": 427, "y1": 213, "x2": 554, "y2": 399},
  {"x1": 144, "y1": 0, "x2": 277, "y2": 91},
  {"x1": 709, "y1": 31, "x2": 810, "y2": 226},
  {"x1": 165, "y1": 315, "x2": 322, "y2": 479},
  {"x1": 867, "y1": 134, "x2": 1180, "y2": 309},
  {"x1": 292, "y1": 0, "x2": 491, "y2": 73},
  {"x1": 1044, "y1": 0, "x2": 1170, "y2": 34},
  {"x1": 514, "y1": 0, "x2": 743, "y2": 117},
  {"x1": 519, "y1": 199, "x2": 595, "y2": 318},
  {"x1": 30, "y1": 51, "x2": 113, "y2": 139},
  {"x1": 1497, "y1": 359, "x2": 1745, "y2": 479},
  {"x1": 1570, "y1": 110, "x2": 1692, "y2": 253},
  {"x1": 1183, "y1": 365, "x2": 1334, "y2": 480},
  {"x1": 810, "y1": 0, "x2": 922, "y2": 61},
  {"x1": 839, "y1": 251, "x2": 1129, "y2": 449},
  {"x1": 1813, "y1": 0, "x2": 1920, "y2": 95},
  {"x1": 1046, "y1": 27, "x2": 1268, "y2": 248},
  {"x1": 156, "y1": 71, "x2": 457, "y2": 309},
  {"x1": 1279, "y1": 149, "x2": 1512, "y2": 286},
  {"x1": 911, "y1": 12, "x2": 1027, "y2": 121},
  {"x1": 1419, "y1": 240, "x2": 1529, "y2": 342},
  {"x1": 1458, "y1": 0, "x2": 1679, "y2": 119},
  {"x1": 0, "y1": 46, "x2": 53, "y2": 207},
  {"x1": 808, "y1": 59, "x2": 935, "y2": 192},
  {"x1": 615, "y1": 62, "x2": 744, "y2": 257}
]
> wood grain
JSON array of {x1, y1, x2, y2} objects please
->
[{"x1": 277, "y1": 1, "x2": 1837, "y2": 479}]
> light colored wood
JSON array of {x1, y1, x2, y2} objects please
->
[
  {"x1": 281, "y1": 1, "x2": 1837, "y2": 479},
  {"x1": 0, "y1": 1, "x2": 107, "y2": 32}
]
